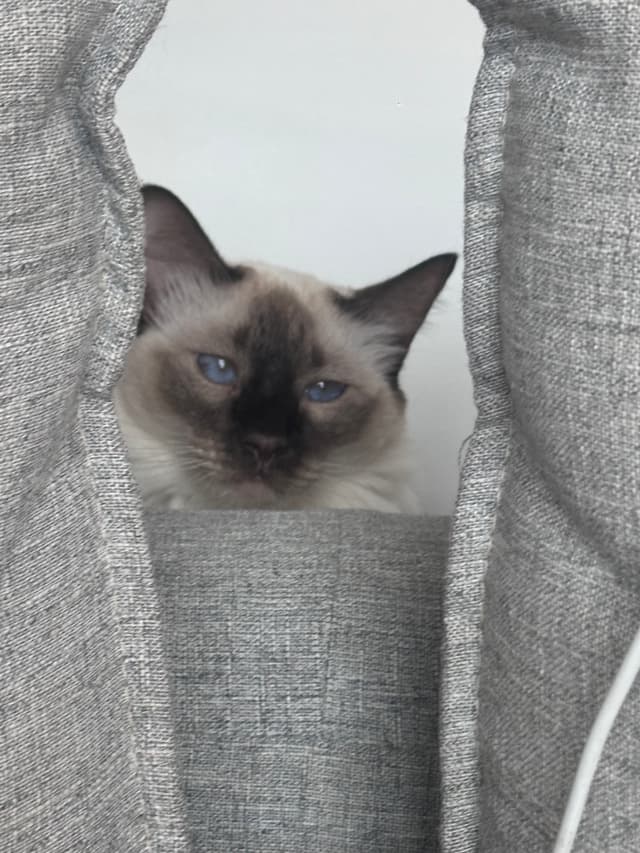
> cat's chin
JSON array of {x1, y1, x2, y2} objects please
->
[{"x1": 225, "y1": 476, "x2": 280, "y2": 508}]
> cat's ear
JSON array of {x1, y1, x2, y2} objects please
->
[
  {"x1": 336, "y1": 253, "x2": 457, "y2": 380},
  {"x1": 139, "y1": 184, "x2": 242, "y2": 330}
]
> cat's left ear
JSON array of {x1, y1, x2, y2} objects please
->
[{"x1": 337, "y1": 251, "x2": 457, "y2": 352}]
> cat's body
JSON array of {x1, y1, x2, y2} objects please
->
[{"x1": 115, "y1": 186, "x2": 456, "y2": 513}]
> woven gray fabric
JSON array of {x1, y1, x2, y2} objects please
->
[
  {"x1": 147, "y1": 510, "x2": 449, "y2": 853},
  {"x1": 443, "y1": 1, "x2": 640, "y2": 850},
  {"x1": 0, "y1": 2, "x2": 188, "y2": 850},
  {"x1": 438, "y1": 10, "x2": 514, "y2": 850}
]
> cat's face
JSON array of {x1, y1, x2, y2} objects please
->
[{"x1": 116, "y1": 186, "x2": 456, "y2": 509}]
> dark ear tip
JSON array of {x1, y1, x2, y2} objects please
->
[
  {"x1": 429, "y1": 252, "x2": 458, "y2": 277},
  {"x1": 141, "y1": 183, "x2": 180, "y2": 204}
]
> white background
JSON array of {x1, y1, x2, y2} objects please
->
[{"x1": 117, "y1": 1, "x2": 484, "y2": 514}]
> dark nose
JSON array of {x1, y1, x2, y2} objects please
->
[{"x1": 242, "y1": 434, "x2": 287, "y2": 468}]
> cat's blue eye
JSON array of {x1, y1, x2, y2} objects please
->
[
  {"x1": 197, "y1": 353, "x2": 238, "y2": 385},
  {"x1": 305, "y1": 380, "x2": 347, "y2": 403}
]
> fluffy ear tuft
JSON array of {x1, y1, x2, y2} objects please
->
[
  {"x1": 139, "y1": 184, "x2": 243, "y2": 331},
  {"x1": 334, "y1": 253, "x2": 457, "y2": 381}
]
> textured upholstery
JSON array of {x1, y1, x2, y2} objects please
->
[
  {"x1": 441, "y1": 3, "x2": 640, "y2": 851},
  {"x1": 0, "y1": 2, "x2": 188, "y2": 850},
  {"x1": 148, "y1": 511, "x2": 449, "y2": 852}
]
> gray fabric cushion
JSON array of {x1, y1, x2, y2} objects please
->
[
  {"x1": 147, "y1": 510, "x2": 449, "y2": 853},
  {"x1": 443, "y1": 2, "x2": 640, "y2": 851},
  {"x1": 0, "y1": 2, "x2": 189, "y2": 850}
]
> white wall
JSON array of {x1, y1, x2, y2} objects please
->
[{"x1": 116, "y1": 0, "x2": 484, "y2": 514}]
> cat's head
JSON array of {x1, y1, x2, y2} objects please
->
[{"x1": 116, "y1": 185, "x2": 456, "y2": 509}]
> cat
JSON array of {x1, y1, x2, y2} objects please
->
[{"x1": 115, "y1": 185, "x2": 456, "y2": 513}]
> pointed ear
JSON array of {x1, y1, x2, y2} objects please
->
[
  {"x1": 335, "y1": 253, "x2": 457, "y2": 380},
  {"x1": 139, "y1": 184, "x2": 243, "y2": 330}
]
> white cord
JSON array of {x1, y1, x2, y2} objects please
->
[{"x1": 553, "y1": 621, "x2": 640, "y2": 853}]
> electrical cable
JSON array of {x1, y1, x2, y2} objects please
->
[{"x1": 553, "y1": 622, "x2": 640, "y2": 852}]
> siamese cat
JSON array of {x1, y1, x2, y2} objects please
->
[{"x1": 115, "y1": 185, "x2": 456, "y2": 512}]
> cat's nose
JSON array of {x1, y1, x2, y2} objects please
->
[{"x1": 242, "y1": 434, "x2": 287, "y2": 467}]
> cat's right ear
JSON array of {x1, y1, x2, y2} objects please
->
[{"x1": 139, "y1": 184, "x2": 242, "y2": 331}]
